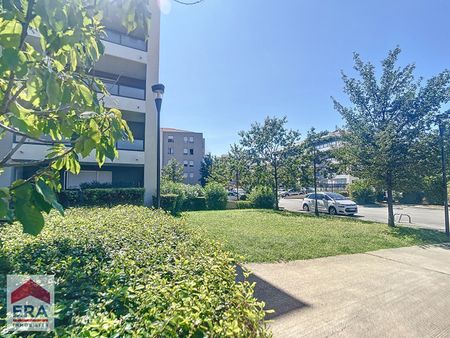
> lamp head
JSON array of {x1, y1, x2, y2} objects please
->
[{"x1": 152, "y1": 83, "x2": 165, "y2": 100}]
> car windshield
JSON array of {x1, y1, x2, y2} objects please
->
[{"x1": 326, "y1": 193, "x2": 347, "y2": 200}]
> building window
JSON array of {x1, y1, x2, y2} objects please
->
[
  {"x1": 189, "y1": 136, "x2": 194, "y2": 143},
  {"x1": 168, "y1": 147, "x2": 174, "y2": 154},
  {"x1": 183, "y1": 173, "x2": 188, "y2": 178},
  {"x1": 183, "y1": 148, "x2": 188, "y2": 155},
  {"x1": 189, "y1": 161, "x2": 194, "y2": 167},
  {"x1": 168, "y1": 136, "x2": 174, "y2": 143},
  {"x1": 183, "y1": 160, "x2": 188, "y2": 167},
  {"x1": 184, "y1": 136, "x2": 188, "y2": 143},
  {"x1": 189, "y1": 149, "x2": 194, "y2": 155},
  {"x1": 189, "y1": 173, "x2": 194, "y2": 178}
]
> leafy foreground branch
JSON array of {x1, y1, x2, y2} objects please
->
[
  {"x1": 0, "y1": 0, "x2": 151, "y2": 234},
  {"x1": 0, "y1": 206, "x2": 270, "y2": 337}
]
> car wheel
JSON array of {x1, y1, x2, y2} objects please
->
[
  {"x1": 303, "y1": 204, "x2": 310, "y2": 212},
  {"x1": 329, "y1": 207, "x2": 337, "y2": 215}
]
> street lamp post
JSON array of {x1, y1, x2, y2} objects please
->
[
  {"x1": 313, "y1": 146, "x2": 319, "y2": 216},
  {"x1": 152, "y1": 83, "x2": 165, "y2": 209},
  {"x1": 438, "y1": 118, "x2": 449, "y2": 236}
]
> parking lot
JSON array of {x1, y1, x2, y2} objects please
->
[{"x1": 280, "y1": 198, "x2": 448, "y2": 232}]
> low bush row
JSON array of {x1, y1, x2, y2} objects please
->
[
  {"x1": 59, "y1": 188, "x2": 144, "y2": 207},
  {"x1": 0, "y1": 207, "x2": 269, "y2": 336}
]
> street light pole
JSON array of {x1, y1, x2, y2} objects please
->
[
  {"x1": 152, "y1": 84, "x2": 165, "y2": 209},
  {"x1": 438, "y1": 120, "x2": 449, "y2": 236},
  {"x1": 313, "y1": 147, "x2": 319, "y2": 216}
]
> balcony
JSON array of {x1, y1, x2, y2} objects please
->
[
  {"x1": 100, "y1": 29, "x2": 147, "y2": 65},
  {"x1": 102, "y1": 29, "x2": 147, "y2": 51},
  {"x1": 11, "y1": 142, "x2": 145, "y2": 165},
  {"x1": 116, "y1": 139, "x2": 144, "y2": 151},
  {"x1": 99, "y1": 79, "x2": 146, "y2": 113}
]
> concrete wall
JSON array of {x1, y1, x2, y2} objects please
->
[{"x1": 143, "y1": 0, "x2": 161, "y2": 205}]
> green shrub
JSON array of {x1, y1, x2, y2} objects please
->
[
  {"x1": 399, "y1": 191, "x2": 424, "y2": 204},
  {"x1": 423, "y1": 176, "x2": 449, "y2": 205},
  {"x1": 204, "y1": 183, "x2": 228, "y2": 210},
  {"x1": 348, "y1": 180, "x2": 376, "y2": 204},
  {"x1": 157, "y1": 194, "x2": 181, "y2": 215},
  {"x1": 0, "y1": 207, "x2": 269, "y2": 337},
  {"x1": 183, "y1": 197, "x2": 207, "y2": 211},
  {"x1": 59, "y1": 190, "x2": 80, "y2": 207},
  {"x1": 248, "y1": 186, "x2": 275, "y2": 209},
  {"x1": 235, "y1": 201, "x2": 253, "y2": 209},
  {"x1": 82, "y1": 188, "x2": 144, "y2": 206},
  {"x1": 59, "y1": 188, "x2": 144, "y2": 207}
]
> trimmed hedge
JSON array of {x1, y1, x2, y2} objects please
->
[
  {"x1": 0, "y1": 207, "x2": 269, "y2": 336},
  {"x1": 205, "y1": 183, "x2": 228, "y2": 210},
  {"x1": 183, "y1": 197, "x2": 207, "y2": 211},
  {"x1": 248, "y1": 186, "x2": 275, "y2": 209},
  {"x1": 158, "y1": 194, "x2": 181, "y2": 215},
  {"x1": 235, "y1": 201, "x2": 253, "y2": 209},
  {"x1": 59, "y1": 188, "x2": 144, "y2": 207}
]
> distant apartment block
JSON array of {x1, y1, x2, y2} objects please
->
[
  {"x1": 315, "y1": 130, "x2": 357, "y2": 190},
  {"x1": 161, "y1": 128, "x2": 205, "y2": 185},
  {"x1": 0, "y1": 1, "x2": 161, "y2": 205}
]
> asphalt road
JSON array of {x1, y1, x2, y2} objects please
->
[{"x1": 279, "y1": 198, "x2": 448, "y2": 232}]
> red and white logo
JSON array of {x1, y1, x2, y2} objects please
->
[{"x1": 7, "y1": 275, "x2": 54, "y2": 332}]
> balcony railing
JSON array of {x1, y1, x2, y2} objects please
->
[
  {"x1": 102, "y1": 29, "x2": 147, "y2": 51},
  {"x1": 102, "y1": 79, "x2": 146, "y2": 100},
  {"x1": 13, "y1": 134, "x2": 145, "y2": 152},
  {"x1": 116, "y1": 139, "x2": 144, "y2": 151}
]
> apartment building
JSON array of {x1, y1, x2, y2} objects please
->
[
  {"x1": 161, "y1": 128, "x2": 205, "y2": 185},
  {"x1": 0, "y1": 1, "x2": 161, "y2": 205},
  {"x1": 315, "y1": 130, "x2": 358, "y2": 190}
]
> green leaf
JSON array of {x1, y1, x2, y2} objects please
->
[
  {"x1": 46, "y1": 73, "x2": 62, "y2": 106},
  {"x1": 0, "y1": 19, "x2": 22, "y2": 48},
  {"x1": 79, "y1": 84, "x2": 93, "y2": 106},
  {"x1": 13, "y1": 182, "x2": 45, "y2": 236},
  {"x1": 36, "y1": 180, "x2": 64, "y2": 215},
  {"x1": 16, "y1": 202, "x2": 45, "y2": 236}
]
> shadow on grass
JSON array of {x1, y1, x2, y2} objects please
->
[
  {"x1": 390, "y1": 226, "x2": 450, "y2": 245},
  {"x1": 236, "y1": 266, "x2": 310, "y2": 320}
]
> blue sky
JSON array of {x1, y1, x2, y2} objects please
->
[{"x1": 159, "y1": 0, "x2": 450, "y2": 155}]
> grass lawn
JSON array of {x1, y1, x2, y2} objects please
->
[{"x1": 184, "y1": 209, "x2": 449, "y2": 263}]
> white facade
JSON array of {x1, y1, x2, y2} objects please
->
[{"x1": 0, "y1": 1, "x2": 161, "y2": 205}]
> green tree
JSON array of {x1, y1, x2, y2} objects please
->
[
  {"x1": 199, "y1": 153, "x2": 213, "y2": 187},
  {"x1": 0, "y1": 0, "x2": 151, "y2": 234},
  {"x1": 333, "y1": 47, "x2": 450, "y2": 226},
  {"x1": 162, "y1": 158, "x2": 184, "y2": 183},
  {"x1": 228, "y1": 144, "x2": 252, "y2": 197},
  {"x1": 209, "y1": 154, "x2": 232, "y2": 187},
  {"x1": 238, "y1": 116, "x2": 300, "y2": 209}
]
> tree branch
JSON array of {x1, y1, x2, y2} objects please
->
[
  {"x1": 0, "y1": 135, "x2": 26, "y2": 166},
  {"x1": 0, "y1": 123, "x2": 69, "y2": 144}
]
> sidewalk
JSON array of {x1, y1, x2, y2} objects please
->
[{"x1": 246, "y1": 244, "x2": 450, "y2": 337}]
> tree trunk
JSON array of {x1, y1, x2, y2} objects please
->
[
  {"x1": 386, "y1": 173, "x2": 395, "y2": 227},
  {"x1": 274, "y1": 162, "x2": 279, "y2": 210},
  {"x1": 236, "y1": 171, "x2": 240, "y2": 201}
]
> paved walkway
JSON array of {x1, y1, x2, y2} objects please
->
[{"x1": 246, "y1": 244, "x2": 450, "y2": 337}]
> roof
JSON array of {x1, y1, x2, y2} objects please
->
[{"x1": 161, "y1": 128, "x2": 201, "y2": 134}]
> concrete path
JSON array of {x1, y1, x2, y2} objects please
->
[
  {"x1": 246, "y1": 244, "x2": 450, "y2": 337},
  {"x1": 279, "y1": 198, "x2": 448, "y2": 232}
]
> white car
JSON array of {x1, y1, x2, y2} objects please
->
[{"x1": 302, "y1": 192, "x2": 358, "y2": 216}]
